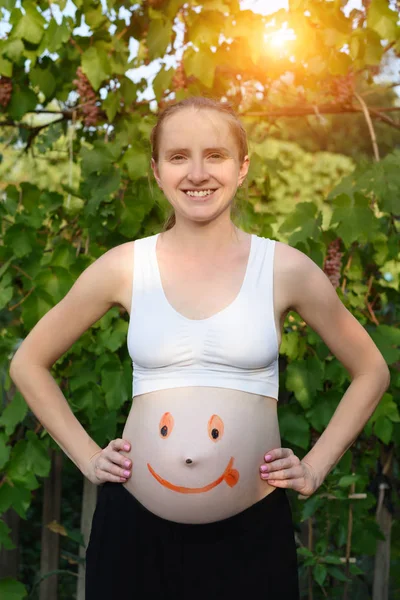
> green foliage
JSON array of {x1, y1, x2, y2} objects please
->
[{"x1": 0, "y1": 0, "x2": 399, "y2": 598}]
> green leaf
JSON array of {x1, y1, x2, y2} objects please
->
[
  {"x1": 0, "y1": 483, "x2": 31, "y2": 518},
  {"x1": 313, "y1": 563, "x2": 327, "y2": 587},
  {"x1": 80, "y1": 141, "x2": 121, "y2": 176},
  {"x1": 0, "y1": 433, "x2": 11, "y2": 470},
  {"x1": 367, "y1": 0, "x2": 398, "y2": 41},
  {"x1": 43, "y1": 18, "x2": 71, "y2": 53},
  {"x1": 101, "y1": 361, "x2": 127, "y2": 410},
  {"x1": 306, "y1": 396, "x2": 339, "y2": 432},
  {"x1": 278, "y1": 407, "x2": 310, "y2": 449},
  {"x1": 326, "y1": 565, "x2": 350, "y2": 582},
  {"x1": 122, "y1": 146, "x2": 149, "y2": 180},
  {"x1": 279, "y1": 202, "x2": 322, "y2": 245},
  {"x1": 152, "y1": 67, "x2": 174, "y2": 102},
  {"x1": 0, "y1": 392, "x2": 28, "y2": 436},
  {"x1": 96, "y1": 320, "x2": 128, "y2": 352},
  {"x1": 280, "y1": 331, "x2": 307, "y2": 360},
  {"x1": 301, "y1": 495, "x2": 323, "y2": 521},
  {"x1": 81, "y1": 168, "x2": 121, "y2": 210},
  {"x1": 29, "y1": 66, "x2": 56, "y2": 99},
  {"x1": 0, "y1": 56, "x2": 12, "y2": 77},
  {"x1": 102, "y1": 90, "x2": 121, "y2": 122},
  {"x1": 338, "y1": 474, "x2": 361, "y2": 487},
  {"x1": 84, "y1": 4, "x2": 109, "y2": 30},
  {"x1": 147, "y1": 18, "x2": 172, "y2": 60},
  {"x1": 0, "y1": 520, "x2": 14, "y2": 551},
  {"x1": 13, "y1": 4, "x2": 45, "y2": 44},
  {"x1": 0, "y1": 285, "x2": 13, "y2": 310},
  {"x1": 118, "y1": 185, "x2": 155, "y2": 238},
  {"x1": 373, "y1": 416, "x2": 392, "y2": 444},
  {"x1": 367, "y1": 392, "x2": 400, "y2": 424},
  {"x1": 285, "y1": 357, "x2": 324, "y2": 409},
  {"x1": 34, "y1": 267, "x2": 74, "y2": 304},
  {"x1": 25, "y1": 430, "x2": 52, "y2": 477},
  {"x1": 81, "y1": 46, "x2": 111, "y2": 91},
  {"x1": 183, "y1": 46, "x2": 216, "y2": 88},
  {"x1": 3, "y1": 39, "x2": 24, "y2": 61},
  {"x1": 329, "y1": 193, "x2": 379, "y2": 245},
  {"x1": 364, "y1": 28, "x2": 384, "y2": 65},
  {"x1": 187, "y1": 11, "x2": 225, "y2": 47},
  {"x1": 7, "y1": 86, "x2": 37, "y2": 121},
  {"x1": 0, "y1": 577, "x2": 27, "y2": 599},
  {"x1": 369, "y1": 326, "x2": 400, "y2": 365}
]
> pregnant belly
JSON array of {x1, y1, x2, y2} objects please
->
[{"x1": 121, "y1": 387, "x2": 281, "y2": 524}]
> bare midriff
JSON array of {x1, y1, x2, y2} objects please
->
[{"x1": 122, "y1": 386, "x2": 281, "y2": 524}]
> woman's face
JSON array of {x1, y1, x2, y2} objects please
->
[{"x1": 151, "y1": 108, "x2": 249, "y2": 225}]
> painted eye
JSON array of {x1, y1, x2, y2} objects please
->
[
  {"x1": 208, "y1": 414, "x2": 224, "y2": 442},
  {"x1": 159, "y1": 412, "x2": 174, "y2": 439}
]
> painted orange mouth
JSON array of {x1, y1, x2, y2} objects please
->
[{"x1": 147, "y1": 456, "x2": 240, "y2": 494}]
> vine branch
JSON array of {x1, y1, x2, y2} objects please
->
[{"x1": 353, "y1": 91, "x2": 380, "y2": 161}]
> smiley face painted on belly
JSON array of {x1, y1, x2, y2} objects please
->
[{"x1": 147, "y1": 412, "x2": 240, "y2": 494}]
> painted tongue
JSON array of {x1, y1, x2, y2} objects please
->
[{"x1": 223, "y1": 457, "x2": 240, "y2": 488}]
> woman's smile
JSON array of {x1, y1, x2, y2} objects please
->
[{"x1": 147, "y1": 456, "x2": 240, "y2": 494}]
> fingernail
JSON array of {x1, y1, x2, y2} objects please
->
[
  {"x1": 260, "y1": 465, "x2": 268, "y2": 472},
  {"x1": 124, "y1": 444, "x2": 130, "y2": 451},
  {"x1": 124, "y1": 460, "x2": 130, "y2": 467},
  {"x1": 265, "y1": 455, "x2": 272, "y2": 461},
  {"x1": 123, "y1": 470, "x2": 130, "y2": 477},
  {"x1": 262, "y1": 473, "x2": 270, "y2": 478}
]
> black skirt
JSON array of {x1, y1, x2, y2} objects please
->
[{"x1": 85, "y1": 482, "x2": 300, "y2": 599}]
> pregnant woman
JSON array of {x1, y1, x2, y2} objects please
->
[{"x1": 10, "y1": 97, "x2": 390, "y2": 599}]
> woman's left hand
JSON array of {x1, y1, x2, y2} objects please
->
[{"x1": 259, "y1": 447, "x2": 319, "y2": 497}]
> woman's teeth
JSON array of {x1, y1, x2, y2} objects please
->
[{"x1": 186, "y1": 190, "x2": 214, "y2": 197}]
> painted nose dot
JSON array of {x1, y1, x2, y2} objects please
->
[{"x1": 186, "y1": 458, "x2": 193, "y2": 464}]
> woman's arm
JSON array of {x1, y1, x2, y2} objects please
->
[
  {"x1": 9, "y1": 243, "x2": 134, "y2": 483},
  {"x1": 259, "y1": 242, "x2": 390, "y2": 494}
]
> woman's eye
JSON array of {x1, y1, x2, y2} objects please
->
[
  {"x1": 171, "y1": 155, "x2": 185, "y2": 161},
  {"x1": 209, "y1": 153, "x2": 223, "y2": 159}
]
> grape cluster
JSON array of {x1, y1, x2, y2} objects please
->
[
  {"x1": 330, "y1": 74, "x2": 354, "y2": 106},
  {"x1": 73, "y1": 67, "x2": 100, "y2": 127},
  {"x1": 172, "y1": 63, "x2": 187, "y2": 91},
  {"x1": 323, "y1": 238, "x2": 343, "y2": 288},
  {"x1": 0, "y1": 77, "x2": 13, "y2": 108}
]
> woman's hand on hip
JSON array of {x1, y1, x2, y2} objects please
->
[
  {"x1": 86, "y1": 439, "x2": 132, "y2": 485},
  {"x1": 259, "y1": 447, "x2": 319, "y2": 497}
]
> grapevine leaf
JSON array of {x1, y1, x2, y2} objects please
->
[
  {"x1": 278, "y1": 407, "x2": 310, "y2": 449},
  {"x1": 81, "y1": 46, "x2": 111, "y2": 91},
  {"x1": 0, "y1": 433, "x2": 11, "y2": 470},
  {"x1": 285, "y1": 357, "x2": 324, "y2": 409},
  {"x1": 0, "y1": 392, "x2": 28, "y2": 436},
  {"x1": 0, "y1": 577, "x2": 27, "y2": 599},
  {"x1": 0, "y1": 56, "x2": 12, "y2": 77},
  {"x1": 367, "y1": 0, "x2": 398, "y2": 42},
  {"x1": 0, "y1": 520, "x2": 14, "y2": 551},
  {"x1": 147, "y1": 18, "x2": 172, "y2": 60},
  {"x1": 313, "y1": 563, "x2": 327, "y2": 587},
  {"x1": 373, "y1": 416, "x2": 392, "y2": 444},
  {"x1": 184, "y1": 46, "x2": 216, "y2": 88},
  {"x1": 13, "y1": 4, "x2": 45, "y2": 45}
]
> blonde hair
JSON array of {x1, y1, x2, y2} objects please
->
[{"x1": 150, "y1": 97, "x2": 248, "y2": 231}]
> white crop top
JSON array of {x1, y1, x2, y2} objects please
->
[{"x1": 127, "y1": 233, "x2": 279, "y2": 399}]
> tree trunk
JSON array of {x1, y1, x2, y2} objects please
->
[
  {"x1": 0, "y1": 508, "x2": 20, "y2": 579},
  {"x1": 76, "y1": 476, "x2": 98, "y2": 600},
  {"x1": 39, "y1": 449, "x2": 63, "y2": 600},
  {"x1": 372, "y1": 482, "x2": 392, "y2": 600}
]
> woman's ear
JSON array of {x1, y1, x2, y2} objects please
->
[
  {"x1": 151, "y1": 158, "x2": 162, "y2": 188},
  {"x1": 238, "y1": 155, "x2": 250, "y2": 187}
]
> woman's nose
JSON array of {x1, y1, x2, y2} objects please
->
[{"x1": 187, "y1": 161, "x2": 209, "y2": 184}]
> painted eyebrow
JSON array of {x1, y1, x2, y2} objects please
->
[{"x1": 164, "y1": 147, "x2": 231, "y2": 157}]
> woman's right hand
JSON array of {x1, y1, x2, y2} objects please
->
[{"x1": 86, "y1": 439, "x2": 132, "y2": 485}]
